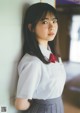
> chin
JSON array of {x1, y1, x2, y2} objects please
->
[
  {"x1": 48, "y1": 35, "x2": 55, "y2": 41},
  {"x1": 48, "y1": 38, "x2": 55, "y2": 41}
]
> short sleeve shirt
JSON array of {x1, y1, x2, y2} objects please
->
[{"x1": 16, "y1": 44, "x2": 66, "y2": 100}]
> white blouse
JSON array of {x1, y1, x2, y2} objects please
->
[{"x1": 16, "y1": 45, "x2": 66, "y2": 100}]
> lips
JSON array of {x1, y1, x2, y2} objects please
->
[{"x1": 48, "y1": 33, "x2": 54, "y2": 35}]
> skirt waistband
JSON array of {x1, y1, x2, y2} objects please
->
[{"x1": 32, "y1": 97, "x2": 62, "y2": 105}]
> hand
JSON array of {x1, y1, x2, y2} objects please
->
[{"x1": 15, "y1": 98, "x2": 31, "y2": 110}]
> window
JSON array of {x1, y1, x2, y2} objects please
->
[{"x1": 69, "y1": 15, "x2": 80, "y2": 62}]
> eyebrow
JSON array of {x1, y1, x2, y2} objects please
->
[{"x1": 41, "y1": 17, "x2": 57, "y2": 20}]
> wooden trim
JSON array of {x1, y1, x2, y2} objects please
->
[{"x1": 40, "y1": 0, "x2": 56, "y2": 7}]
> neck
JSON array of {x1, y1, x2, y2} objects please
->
[{"x1": 39, "y1": 43, "x2": 48, "y2": 49}]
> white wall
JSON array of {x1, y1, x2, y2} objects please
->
[
  {"x1": 0, "y1": 1, "x2": 23, "y2": 113},
  {"x1": 0, "y1": 0, "x2": 55, "y2": 113}
]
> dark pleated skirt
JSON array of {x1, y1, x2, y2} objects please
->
[{"x1": 22, "y1": 97, "x2": 64, "y2": 113}]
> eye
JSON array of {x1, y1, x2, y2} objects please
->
[
  {"x1": 42, "y1": 20, "x2": 48, "y2": 24},
  {"x1": 53, "y1": 19, "x2": 57, "y2": 23}
]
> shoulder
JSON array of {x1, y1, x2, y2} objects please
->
[
  {"x1": 20, "y1": 53, "x2": 41, "y2": 64},
  {"x1": 18, "y1": 54, "x2": 41, "y2": 74}
]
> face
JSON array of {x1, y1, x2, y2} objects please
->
[{"x1": 34, "y1": 12, "x2": 58, "y2": 46}]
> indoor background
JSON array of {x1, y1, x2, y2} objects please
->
[
  {"x1": 56, "y1": 0, "x2": 80, "y2": 113},
  {"x1": 0, "y1": 0, "x2": 80, "y2": 113}
]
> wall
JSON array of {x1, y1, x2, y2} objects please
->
[
  {"x1": 0, "y1": 0, "x2": 55, "y2": 113},
  {"x1": 0, "y1": 1, "x2": 22, "y2": 113}
]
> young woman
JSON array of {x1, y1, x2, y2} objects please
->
[{"x1": 15, "y1": 2, "x2": 66, "y2": 113}]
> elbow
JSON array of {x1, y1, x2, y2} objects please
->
[
  {"x1": 15, "y1": 105, "x2": 28, "y2": 111},
  {"x1": 15, "y1": 103, "x2": 27, "y2": 111},
  {"x1": 15, "y1": 98, "x2": 30, "y2": 111}
]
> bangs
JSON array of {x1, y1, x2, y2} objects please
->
[
  {"x1": 34, "y1": 10, "x2": 58, "y2": 25},
  {"x1": 39, "y1": 11, "x2": 57, "y2": 21}
]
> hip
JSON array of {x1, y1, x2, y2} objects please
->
[{"x1": 22, "y1": 97, "x2": 64, "y2": 113}]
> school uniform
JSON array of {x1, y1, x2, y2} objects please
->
[{"x1": 16, "y1": 44, "x2": 66, "y2": 113}]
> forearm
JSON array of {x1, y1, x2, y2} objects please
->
[{"x1": 15, "y1": 98, "x2": 31, "y2": 110}]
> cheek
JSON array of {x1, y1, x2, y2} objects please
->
[
  {"x1": 34, "y1": 24, "x2": 48, "y2": 36},
  {"x1": 38, "y1": 26, "x2": 48, "y2": 34},
  {"x1": 55, "y1": 24, "x2": 58, "y2": 32}
]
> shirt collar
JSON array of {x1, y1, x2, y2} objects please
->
[{"x1": 39, "y1": 44, "x2": 52, "y2": 60}]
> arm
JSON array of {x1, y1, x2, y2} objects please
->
[
  {"x1": 15, "y1": 98, "x2": 31, "y2": 110},
  {"x1": 15, "y1": 60, "x2": 41, "y2": 111}
]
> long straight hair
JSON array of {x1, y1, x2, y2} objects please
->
[{"x1": 22, "y1": 2, "x2": 60, "y2": 64}]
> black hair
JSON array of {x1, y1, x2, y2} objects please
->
[{"x1": 22, "y1": 2, "x2": 60, "y2": 64}]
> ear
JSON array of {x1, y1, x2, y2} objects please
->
[
  {"x1": 28, "y1": 24, "x2": 34, "y2": 32},
  {"x1": 28, "y1": 24, "x2": 32, "y2": 31}
]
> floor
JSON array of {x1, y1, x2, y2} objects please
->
[{"x1": 63, "y1": 61, "x2": 80, "y2": 113}]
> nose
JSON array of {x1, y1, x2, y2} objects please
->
[{"x1": 49, "y1": 22, "x2": 55, "y2": 30}]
